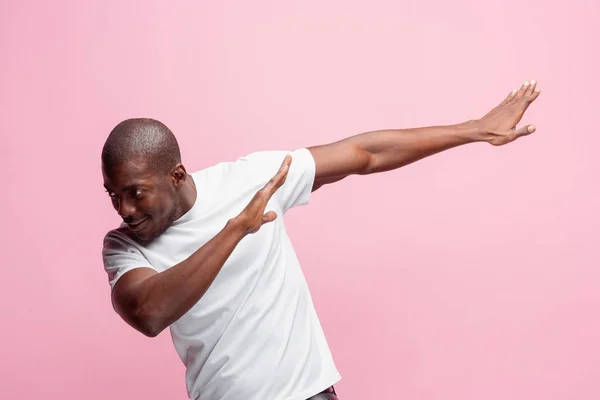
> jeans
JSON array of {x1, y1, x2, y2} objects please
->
[{"x1": 306, "y1": 386, "x2": 338, "y2": 400}]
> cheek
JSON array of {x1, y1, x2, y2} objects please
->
[
  {"x1": 142, "y1": 187, "x2": 177, "y2": 220},
  {"x1": 153, "y1": 194, "x2": 177, "y2": 219}
]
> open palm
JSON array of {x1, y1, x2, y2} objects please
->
[{"x1": 479, "y1": 80, "x2": 541, "y2": 146}]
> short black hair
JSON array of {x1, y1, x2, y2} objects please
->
[{"x1": 102, "y1": 118, "x2": 181, "y2": 175}]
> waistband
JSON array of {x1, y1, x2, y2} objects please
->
[{"x1": 306, "y1": 386, "x2": 338, "y2": 400}]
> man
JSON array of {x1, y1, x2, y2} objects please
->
[{"x1": 102, "y1": 80, "x2": 540, "y2": 400}]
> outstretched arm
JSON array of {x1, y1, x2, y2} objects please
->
[{"x1": 308, "y1": 80, "x2": 541, "y2": 191}]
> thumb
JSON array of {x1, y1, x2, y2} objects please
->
[
  {"x1": 514, "y1": 124, "x2": 536, "y2": 138},
  {"x1": 262, "y1": 211, "x2": 277, "y2": 224}
]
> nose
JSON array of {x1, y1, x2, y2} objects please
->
[{"x1": 116, "y1": 197, "x2": 136, "y2": 221}]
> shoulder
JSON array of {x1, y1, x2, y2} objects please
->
[
  {"x1": 237, "y1": 148, "x2": 313, "y2": 163},
  {"x1": 189, "y1": 151, "x2": 288, "y2": 188},
  {"x1": 102, "y1": 226, "x2": 141, "y2": 254},
  {"x1": 190, "y1": 149, "x2": 313, "y2": 176},
  {"x1": 233, "y1": 148, "x2": 315, "y2": 177}
]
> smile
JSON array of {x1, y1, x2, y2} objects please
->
[{"x1": 128, "y1": 218, "x2": 149, "y2": 231}]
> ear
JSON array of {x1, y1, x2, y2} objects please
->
[{"x1": 170, "y1": 163, "x2": 188, "y2": 188}]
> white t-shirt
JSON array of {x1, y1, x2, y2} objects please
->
[{"x1": 102, "y1": 148, "x2": 341, "y2": 400}]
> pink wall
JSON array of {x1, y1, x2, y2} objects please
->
[{"x1": 1, "y1": 0, "x2": 598, "y2": 399}]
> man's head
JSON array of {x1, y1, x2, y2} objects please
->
[{"x1": 102, "y1": 118, "x2": 189, "y2": 242}]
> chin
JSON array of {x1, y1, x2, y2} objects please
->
[
  {"x1": 131, "y1": 226, "x2": 158, "y2": 243},
  {"x1": 132, "y1": 231, "x2": 156, "y2": 244},
  {"x1": 134, "y1": 224, "x2": 169, "y2": 244}
]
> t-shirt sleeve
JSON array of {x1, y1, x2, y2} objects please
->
[
  {"x1": 237, "y1": 148, "x2": 316, "y2": 213},
  {"x1": 102, "y1": 230, "x2": 157, "y2": 289}
]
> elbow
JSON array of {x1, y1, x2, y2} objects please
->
[
  {"x1": 126, "y1": 304, "x2": 167, "y2": 338},
  {"x1": 356, "y1": 145, "x2": 377, "y2": 175},
  {"x1": 113, "y1": 288, "x2": 168, "y2": 338},
  {"x1": 138, "y1": 320, "x2": 164, "y2": 338},
  {"x1": 135, "y1": 310, "x2": 167, "y2": 338}
]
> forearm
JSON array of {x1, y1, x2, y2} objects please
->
[
  {"x1": 131, "y1": 218, "x2": 247, "y2": 336},
  {"x1": 311, "y1": 82, "x2": 540, "y2": 188},
  {"x1": 355, "y1": 120, "x2": 484, "y2": 174}
]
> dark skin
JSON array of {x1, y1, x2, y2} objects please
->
[
  {"x1": 103, "y1": 81, "x2": 540, "y2": 337},
  {"x1": 103, "y1": 159, "x2": 196, "y2": 244}
]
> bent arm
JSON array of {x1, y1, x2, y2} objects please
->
[
  {"x1": 112, "y1": 219, "x2": 246, "y2": 337},
  {"x1": 110, "y1": 155, "x2": 291, "y2": 338}
]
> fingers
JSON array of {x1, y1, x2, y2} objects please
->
[
  {"x1": 529, "y1": 87, "x2": 541, "y2": 103},
  {"x1": 513, "y1": 80, "x2": 530, "y2": 101},
  {"x1": 256, "y1": 154, "x2": 292, "y2": 207},
  {"x1": 265, "y1": 154, "x2": 291, "y2": 190},
  {"x1": 501, "y1": 88, "x2": 518, "y2": 105},
  {"x1": 274, "y1": 154, "x2": 292, "y2": 183},
  {"x1": 278, "y1": 154, "x2": 292, "y2": 175},
  {"x1": 526, "y1": 80, "x2": 537, "y2": 95},
  {"x1": 241, "y1": 156, "x2": 292, "y2": 234},
  {"x1": 511, "y1": 79, "x2": 540, "y2": 104}
]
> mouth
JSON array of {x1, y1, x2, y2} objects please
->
[{"x1": 128, "y1": 217, "x2": 149, "y2": 231}]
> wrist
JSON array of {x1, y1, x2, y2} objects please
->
[
  {"x1": 460, "y1": 120, "x2": 488, "y2": 143},
  {"x1": 226, "y1": 216, "x2": 250, "y2": 238}
]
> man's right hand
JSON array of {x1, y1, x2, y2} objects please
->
[{"x1": 235, "y1": 155, "x2": 291, "y2": 235}]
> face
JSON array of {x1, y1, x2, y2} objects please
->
[{"x1": 102, "y1": 158, "x2": 182, "y2": 243}]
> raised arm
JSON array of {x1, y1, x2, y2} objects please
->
[
  {"x1": 308, "y1": 80, "x2": 541, "y2": 191},
  {"x1": 111, "y1": 156, "x2": 291, "y2": 337}
]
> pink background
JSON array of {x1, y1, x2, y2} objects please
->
[{"x1": 1, "y1": 0, "x2": 598, "y2": 399}]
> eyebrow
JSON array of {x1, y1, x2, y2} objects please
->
[{"x1": 103, "y1": 183, "x2": 144, "y2": 192}]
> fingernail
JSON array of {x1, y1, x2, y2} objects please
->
[
  {"x1": 528, "y1": 125, "x2": 536, "y2": 132},
  {"x1": 512, "y1": 89, "x2": 517, "y2": 94},
  {"x1": 531, "y1": 80, "x2": 536, "y2": 84},
  {"x1": 524, "y1": 81, "x2": 529, "y2": 86}
]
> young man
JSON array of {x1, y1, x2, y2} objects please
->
[{"x1": 101, "y1": 81, "x2": 540, "y2": 400}]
